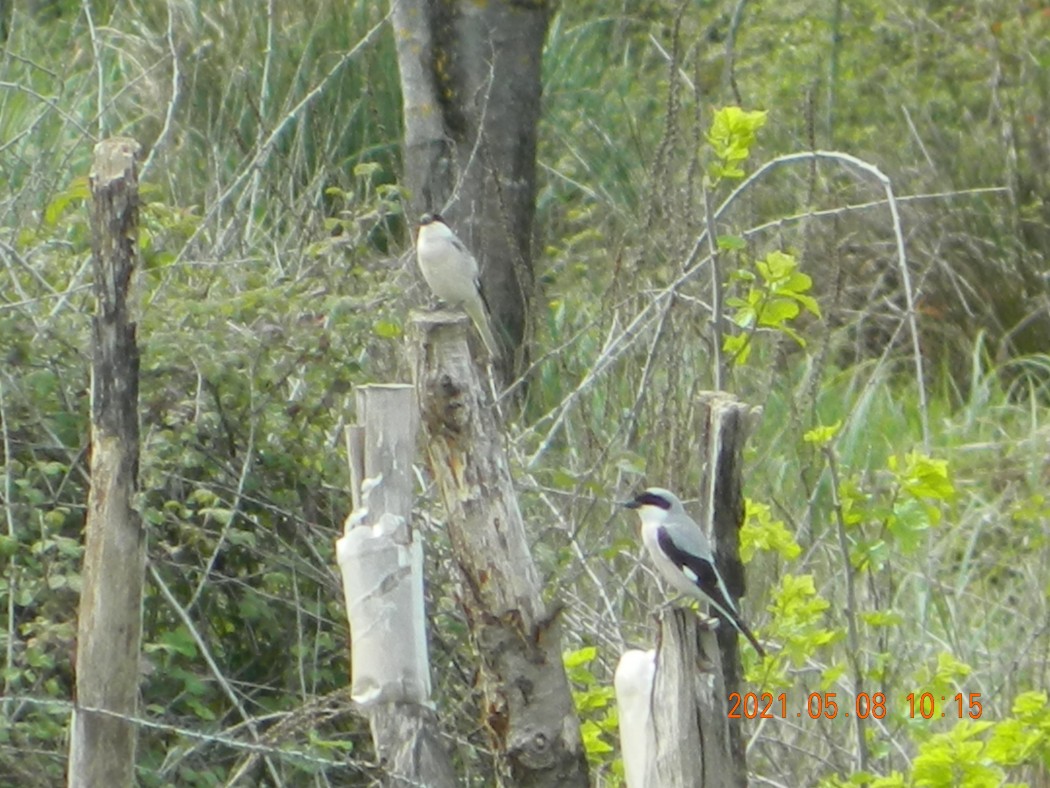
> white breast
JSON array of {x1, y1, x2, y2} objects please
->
[
  {"x1": 416, "y1": 224, "x2": 480, "y2": 306},
  {"x1": 640, "y1": 521, "x2": 703, "y2": 599}
]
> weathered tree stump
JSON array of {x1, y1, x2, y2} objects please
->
[
  {"x1": 69, "y1": 137, "x2": 145, "y2": 788},
  {"x1": 410, "y1": 312, "x2": 589, "y2": 787}
]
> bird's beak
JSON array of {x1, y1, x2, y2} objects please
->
[{"x1": 620, "y1": 499, "x2": 641, "y2": 510}]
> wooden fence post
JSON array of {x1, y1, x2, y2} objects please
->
[
  {"x1": 615, "y1": 393, "x2": 760, "y2": 788},
  {"x1": 336, "y1": 384, "x2": 456, "y2": 787},
  {"x1": 615, "y1": 615, "x2": 739, "y2": 788},
  {"x1": 650, "y1": 610, "x2": 737, "y2": 788},
  {"x1": 700, "y1": 392, "x2": 761, "y2": 784},
  {"x1": 410, "y1": 312, "x2": 589, "y2": 787},
  {"x1": 68, "y1": 137, "x2": 146, "y2": 788}
]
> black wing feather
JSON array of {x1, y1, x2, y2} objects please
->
[
  {"x1": 656, "y1": 526, "x2": 766, "y2": 657},
  {"x1": 656, "y1": 527, "x2": 738, "y2": 617}
]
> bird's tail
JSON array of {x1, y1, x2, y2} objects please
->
[
  {"x1": 724, "y1": 608, "x2": 766, "y2": 658},
  {"x1": 706, "y1": 597, "x2": 767, "y2": 658},
  {"x1": 465, "y1": 298, "x2": 501, "y2": 360},
  {"x1": 736, "y1": 617, "x2": 766, "y2": 659}
]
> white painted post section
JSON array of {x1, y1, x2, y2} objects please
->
[
  {"x1": 335, "y1": 384, "x2": 455, "y2": 787},
  {"x1": 614, "y1": 649, "x2": 656, "y2": 788},
  {"x1": 336, "y1": 510, "x2": 429, "y2": 705}
]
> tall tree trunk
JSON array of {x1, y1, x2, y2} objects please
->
[{"x1": 391, "y1": 0, "x2": 549, "y2": 373}]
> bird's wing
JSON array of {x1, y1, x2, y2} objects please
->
[
  {"x1": 656, "y1": 525, "x2": 766, "y2": 657},
  {"x1": 656, "y1": 526, "x2": 739, "y2": 619}
]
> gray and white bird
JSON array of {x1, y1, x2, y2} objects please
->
[
  {"x1": 625, "y1": 487, "x2": 766, "y2": 657},
  {"x1": 415, "y1": 213, "x2": 500, "y2": 359}
]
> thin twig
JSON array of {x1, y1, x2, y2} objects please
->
[
  {"x1": 624, "y1": 293, "x2": 675, "y2": 448},
  {"x1": 0, "y1": 377, "x2": 15, "y2": 720},
  {"x1": 0, "y1": 82, "x2": 95, "y2": 140},
  {"x1": 524, "y1": 300, "x2": 669, "y2": 468},
  {"x1": 141, "y1": 0, "x2": 182, "y2": 180},
  {"x1": 703, "y1": 182, "x2": 726, "y2": 390},
  {"x1": 723, "y1": 0, "x2": 749, "y2": 104},
  {"x1": 526, "y1": 157, "x2": 992, "y2": 467},
  {"x1": 525, "y1": 478, "x2": 626, "y2": 653},
  {"x1": 901, "y1": 105, "x2": 934, "y2": 169},
  {"x1": 823, "y1": 445, "x2": 869, "y2": 773},
  {"x1": 147, "y1": 562, "x2": 283, "y2": 785},
  {"x1": 443, "y1": 42, "x2": 497, "y2": 217},
  {"x1": 703, "y1": 150, "x2": 932, "y2": 448},
  {"x1": 187, "y1": 418, "x2": 256, "y2": 612},
  {"x1": 244, "y1": 0, "x2": 278, "y2": 243},
  {"x1": 79, "y1": 0, "x2": 105, "y2": 137},
  {"x1": 741, "y1": 186, "x2": 1007, "y2": 241},
  {"x1": 826, "y1": 0, "x2": 843, "y2": 140}
]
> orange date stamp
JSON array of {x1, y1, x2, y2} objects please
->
[{"x1": 728, "y1": 691, "x2": 984, "y2": 720}]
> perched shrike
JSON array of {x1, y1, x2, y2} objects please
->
[
  {"x1": 625, "y1": 487, "x2": 766, "y2": 657},
  {"x1": 415, "y1": 213, "x2": 500, "y2": 359}
]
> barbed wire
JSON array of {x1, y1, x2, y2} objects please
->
[{"x1": 1, "y1": 694, "x2": 371, "y2": 774}]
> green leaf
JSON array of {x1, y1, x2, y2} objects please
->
[
  {"x1": 189, "y1": 488, "x2": 219, "y2": 507},
  {"x1": 550, "y1": 468, "x2": 577, "y2": 490},
  {"x1": 783, "y1": 270, "x2": 813, "y2": 293},
  {"x1": 151, "y1": 627, "x2": 199, "y2": 659},
  {"x1": 820, "y1": 662, "x2": 846, "y2": 691},
  {"x1": 1012, "y1": 691, "x2": 1048, "y2": 718},
  {"x1": 757, "y1": 250, "x2": 796, "y2": 283},
  {"x1": 43, "y1": 176, "x2": 91, "y2": 226},
  {"x1": 791, "y1": 291, "x2": 823, "y2": 317},
  {"x1": 185, "y1": 696, "x2": 217, "y2": 721},
  {"x1": 374, "y1": 320, "x2": 402, "y2": 339},
  {"x1": 911, "y1": 722, "x2": 1000, "y2": 788},
  {"x1": 581, "y1": 719, "x2": 614, "y2": 755},
  {"x1": 226, "y1": 529, "x2": 257, "y2": 548},
  {"x1": 803, "y1": 421, "x2": 841, "y2": 446},
  {"x1": 39, "y1": 461, "x2": 67, "y2": 477},
  {"x1": 717, "y1": 234, "x2": 747, "y2": 251},
  {"x1": 933, "y1": 652, "x2": 972, "y2": 684},
  {"x1": 741, "y1": 499, "x2": 801, "y2": 561},
  {"x1": 723, "y1": 332, "x2": 752, "y2": 365},
  {"x1": 0, "y1": 536, "x2": 17, "y2": 558},
  {"x1": 706, "y1": 106, "x2": 768, "y2": 181},
  {"x1": 759, "y1": 298, "x2": 800, "y2": 326},
  {"x1": 859, "y1": 610, "x2": 903, "y2": 627},
  {"x1": 200, "y1": 507, "x2": 234, "y2": 526},
  {"x1": 900, "y1": 453, "x2": 956, "y2": 501},
  {"x1": 563, "y1": 646, "x2": 597, "y2": 669},
  {"x1": 575, "y1": 685, "x2": 615, "y2": 712},
  {"x1": 353, "y1": 162, "x2": 382, "y2": 179}
]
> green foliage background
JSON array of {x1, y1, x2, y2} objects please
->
[{"x1": 2, "y1": 0, "x2": 1050, "y2": 785}]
